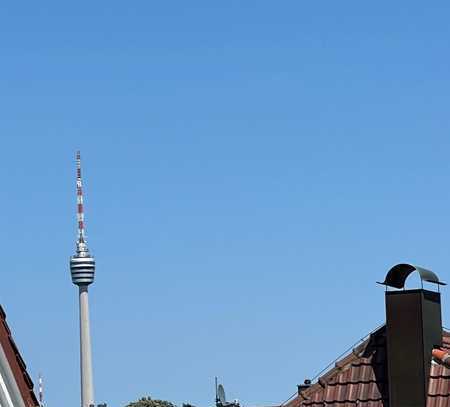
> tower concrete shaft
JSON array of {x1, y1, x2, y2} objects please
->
[{"x1": 79, "y1": 285, "x2": 94, "y2": 407}]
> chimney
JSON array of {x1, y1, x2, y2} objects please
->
[{"x1": 379, "y1": 264, "x2": 445, "y2": 407}]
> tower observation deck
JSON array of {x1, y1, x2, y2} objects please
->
[
  {"x1": 70, "y1": 151, "x2": 96, "y2": 407},
  {"x1": 70, "y1": 239, "x2": 95, "y2": 285}
]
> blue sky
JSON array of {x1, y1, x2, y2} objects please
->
[{"x1": 1, "y1": 2, "x2": 450, "y2": 407}]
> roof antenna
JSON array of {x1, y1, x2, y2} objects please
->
[
  {"x1": 215, "y1": 377, "x2": 219, "y2": 404},
  {"x1": 38, "y1": 373, "x2": 44, "y2": 407}
]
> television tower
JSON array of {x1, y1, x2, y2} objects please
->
[{"x1": 70, "y1": 151, "x2": 96, "y2": 407}]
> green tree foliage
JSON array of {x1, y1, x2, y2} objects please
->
[{"x1": 125, "y1": 397, "x2": 196, "y2": 407}]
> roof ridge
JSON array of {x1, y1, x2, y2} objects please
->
[{"x1": 290, "y1": 327, "x2": 450, "y2": 406}]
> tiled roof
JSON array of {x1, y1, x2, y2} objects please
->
[
  {"x1": 284, "y1": 326, "x2": 450, "y2": 407},
  {"x1": 0, "y1": 305, "x2": 39, "y2": 407},
  {"x1": 428, "y1": 331, "x2": 450, "y2": 407}
]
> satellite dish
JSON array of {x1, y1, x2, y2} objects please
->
[{"x1": 217, "y1": 384, "x2": 226, "y2": 404}]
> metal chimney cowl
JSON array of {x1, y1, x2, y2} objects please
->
[{"x1": 382, "y1": 264, "x2": 445, "y2": 407}]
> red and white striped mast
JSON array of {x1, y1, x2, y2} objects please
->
[{"x1": 76, "y1": 151, "x2": 87, "y2": 248}]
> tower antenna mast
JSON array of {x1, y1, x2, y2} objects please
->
[{"x1": 76, "y1": 151, "x2": 86, "y2": 242}]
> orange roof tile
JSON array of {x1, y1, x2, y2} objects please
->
[
  {"x1": 284, "y1": 326, "x2": 450, "y2": 407},
  {"x1": 0, "y1": 305, "x2": 39, "y2": 407}
]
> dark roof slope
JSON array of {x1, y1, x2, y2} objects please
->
[
  {"x1": 0, "y1": 305, "x2": 39, "y2": 407},
  {"x1": 284, "y1": 326, "x2": 450, "y2": 407}
]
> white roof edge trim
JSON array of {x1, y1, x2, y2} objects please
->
[
  {"x1": 0, "y1": 368, "x2": 14, "y2": 407},
  {"x1": 0, "y1": 344, "x2": 26, "y2": 407}
]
